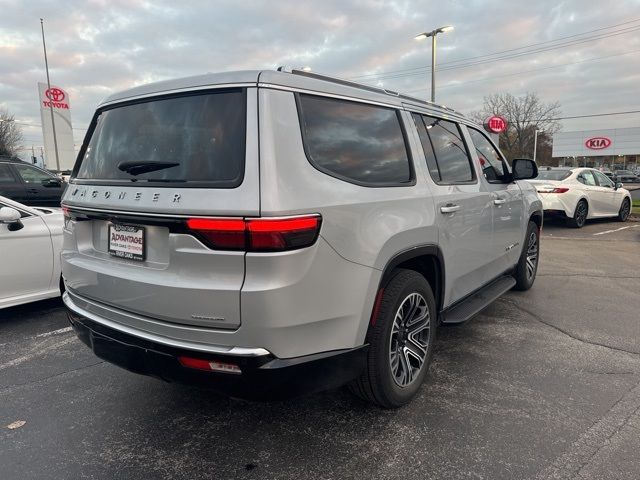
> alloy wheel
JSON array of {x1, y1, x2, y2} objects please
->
[
  {"x1": 620, "y1": 200, "x2": 631, "y2": 221},
  {"x1": 389, "y1": 292, "x2": 431, "y2": 387},
  {"x1": 526, "y1": 230, "x2": 539, "y2": 281},
  {"x1": 576, "y1": 202, "x2": 587, "y2": 227}
]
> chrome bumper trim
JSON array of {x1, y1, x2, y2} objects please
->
[{"x1": 62, "y1": 291, "x2": 271, "y2": 357}]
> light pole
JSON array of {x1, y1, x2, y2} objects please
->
[
  {"x1": 414, "y1": 25, "x2": 453, "y2": 103},
  {"x1": 532, "y1": 129, "x2": 539, "y2": 162},
  {"x1": 40, "y1": 18, "x2": 60, "y2": 172}
]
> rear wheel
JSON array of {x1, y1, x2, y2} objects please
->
[
  {"x1": 349, "y1": 269, "x2": 436, "y2": 408},
  {"x1": 617, "y1": 198, "x2": 631, "y2": 222},
  {"x1": 513, "y1": 221, "x2": 539, "y2": 291},
  {"x1": 567, "y1": 200, "x2": 588, "y2": 228}
]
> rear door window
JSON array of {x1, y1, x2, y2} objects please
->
[
  {"x1": 577, "y1": 171, "x2": 596, "y2": 186},
  {"x1": 413, "y1": 114, "x2": 475, "y2": 184},
  {"x1": 297, "y1": 94, "x2": 413, "y2": 186},
  {"x1": 0, "y1": 164, "x2": 16, "y2": 183},
  {"x1": 411, "y1": 114, "x2": 440, "y2": 181},
  {"x1": 75, "y1": 89, "x2": 246, "y2": 188}
]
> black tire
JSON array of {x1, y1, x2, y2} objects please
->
[
  {"x1": 349, "y1": 269, "x2": 437, "y2": 408},
  {"x1": 513, "y1": 221, "x2": 540, "y2": 291},
  {"x1": 617, "y1": 198, "x2": 631, "y2": 222},
  {"x1": 567, "y1": 199, "x2": 588, "y2": 228}
]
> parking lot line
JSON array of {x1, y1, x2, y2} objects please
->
[
  {"x1": 0, "y1": 337, "x2": 76, "y2": 371},
  {"x1": 35, "y1": 326, "x2": 73, "y2": 338},
  {"x1": 592, "y1": 225, "x2": 639, "y2": 236}
]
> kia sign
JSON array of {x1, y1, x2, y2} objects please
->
[
  {"x1": 38, "y1": 82, "x2": 75, "y2": 171},
  {"x1": 585, "y1": 137, "x2": 612, "y2": 150},
  {"x1": 484, "y1": 115, "x2": 507, "y2": 134}
]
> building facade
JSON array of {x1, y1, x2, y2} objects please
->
[{"x1": 552, "y1": 127, "x2": 639, "y2": 171}]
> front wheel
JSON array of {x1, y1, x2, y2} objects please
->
[
  {"x1": 349, "y1": 269, "x2": 436, "y2": 408},
  {"x1": 513, "y1": 221, "x2": 539, "y2": 291},
  {"x1": 617, "y1": 198, "x2": 631, "y2": 222}
]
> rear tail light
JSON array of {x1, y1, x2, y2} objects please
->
[
  {"x1": 185, "y1": 218, "x2": 246, "y2": 250},
  {"x1": 178, "y1": 356, "x2": 242, "y2": 374},
  {"x1": 538, "y1": 187, "x2": 569, "y2": 194},
  {"x1": 186, "y1": 214, "x2": 321, "y2": 252}
]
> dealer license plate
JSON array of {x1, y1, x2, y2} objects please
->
[{"x1": 108, "y1": 224, "x2": 145, "y2": 261}]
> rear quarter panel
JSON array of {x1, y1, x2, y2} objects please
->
[
  {"x1": 258, "y1": 89, "x2": 438, "y2": 346},
  {"x1": 518, "y1": 180, "x2": 543, "y2": 228}
]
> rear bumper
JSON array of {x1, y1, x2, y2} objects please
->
[
  {"x1": 540, "y1": 195, "x2": 573, "y2": 217},
  {"x1": 64, "y1": 294, "x2": 367, "y2": 400}
]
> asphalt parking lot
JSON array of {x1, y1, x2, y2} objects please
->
[{"x1": 1, "y1": 218, "x2": 639, "y2": 480}]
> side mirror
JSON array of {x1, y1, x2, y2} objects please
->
[
  {"x1": 0, "y1": 206, "x2": 23, "y2": 231},
  {"x1": 615, "y1": 182, "x2": 623, "y2": 190},
  {"x1": 512, "y1": 158, "x2": 538, "y2": 180}
]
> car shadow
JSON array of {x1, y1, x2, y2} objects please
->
[{"x1": 0, "y1": 297, "x2": 64, "y2": 327}]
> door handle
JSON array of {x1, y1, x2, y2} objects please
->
[
  {"x1": 440, "y1": 204, "x2": 461, "y2": 214},
  {"x1": 27, "y1": 189, "x2": 39, "y2": 193},
  {"x1": 493, "y1": 198, "x2": 506, "y2": 205}
]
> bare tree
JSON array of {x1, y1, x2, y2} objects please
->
[
  {"x1": 0, "y1": 109, "x2": 24, "y2": 158},
  {"x1": 470, "y1": 93, "x2": 561, "y2": 163}
]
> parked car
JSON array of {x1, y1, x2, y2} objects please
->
[
  {"x1": 61, "y1": 68, "x2": 542, "y2": 408},
  {"x1": 0, "y1": 195, "x2": 63, "y2": 309},
  {"x1": 614, "y1": 170, "x2": 640, "y2": 183},
  {"x1": 0, "y1": 159, "x2": 66, "y2": 207},
  {"x1": 528, "y1": 167, "x2": 632, "y2": 227},
  {"x1": 601, "y1": 169, "x2": 615, "y2": 180}
]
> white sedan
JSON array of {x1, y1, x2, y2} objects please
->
[
  {"x1": 0, "y1": 195, "x2": 63, "y2": 309},
  {"x1": 528, "y1": 168, "x2": 632, "y2": 228}
]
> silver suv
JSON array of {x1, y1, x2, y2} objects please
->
[{"x1": 61, "y1": 69, "x2": 542, "y2": 408}]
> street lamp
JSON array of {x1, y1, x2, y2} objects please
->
[{"x1": 414, "y1": 25, "x2": 454, "y2": 103}]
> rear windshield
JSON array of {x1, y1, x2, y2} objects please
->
[
  {"x1": 536, "y1": 170, "x2": 571, "y2": 181},
  {"x1": 75, "y1": 89, "x2": 246, "y2": 187}
]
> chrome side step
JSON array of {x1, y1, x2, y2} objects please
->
[{"x1": 441, "y1": 275, "x2": 516, "y2": 325}]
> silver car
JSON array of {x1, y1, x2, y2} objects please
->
[{"x1": 61, "y1": 69, "x2": 542, "y2": 408}]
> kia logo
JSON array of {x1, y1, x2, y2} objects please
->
[
  {"x1": 45, "y1": 88, "x2": 65, "y2": 102},
  {"x1": 484, "y1": 115, "x2": 508, "y2": 134},
  {"x1": 585, "y1": 137, "x2": 611, "y2": 150}
]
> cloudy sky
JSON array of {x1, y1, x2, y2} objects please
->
[{"x1": 1, "y1": 0, "x2": 639, "y2": 155}]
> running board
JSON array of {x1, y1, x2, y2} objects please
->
[{"x1": 440, "y1": 276, "x2": 516, "y2": 325}]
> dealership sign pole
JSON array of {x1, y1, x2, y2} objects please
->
[{"x1": 40, "y1": 18, "x2": 60, "y2": 171}]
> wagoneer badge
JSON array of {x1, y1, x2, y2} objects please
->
[{"x1": 70, "y1": 187, "x2": 181, "y2": 203}]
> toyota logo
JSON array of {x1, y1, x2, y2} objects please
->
[{"x1": 45, "y1": 88, "x2": 65, "y2": 102}]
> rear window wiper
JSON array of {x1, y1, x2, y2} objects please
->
[
  {"x1": 117, "y1": 161, "x2": 180, "y2": 176},
  {"x1": 141, "y1": 178, "x2": 186, "y2": 183}
]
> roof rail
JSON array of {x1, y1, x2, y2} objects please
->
[
  {"x1": 285, "y1": 67, "x2": 398, "y2": 98},
  {"x1": 278, "y1": 67, "x2": 462, "y2": 116}
]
